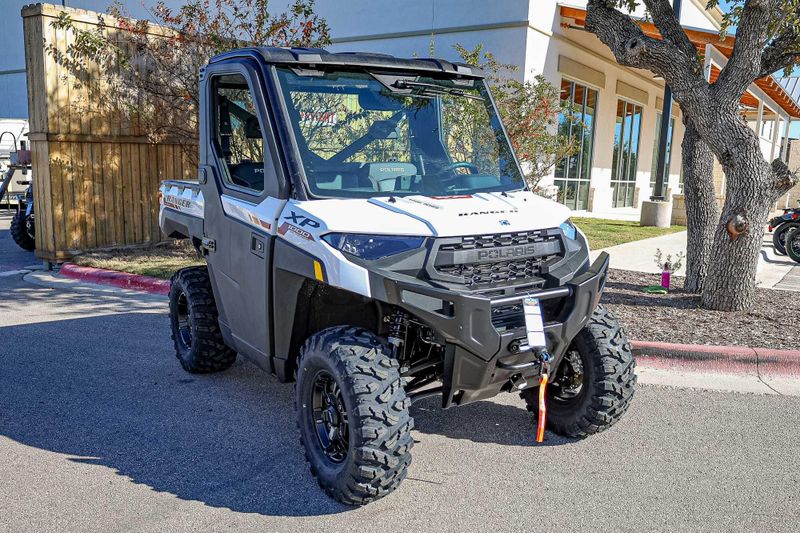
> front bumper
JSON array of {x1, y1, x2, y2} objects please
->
[{"x1": 380, "y1": 252, "x2": 610, "y2": 407}]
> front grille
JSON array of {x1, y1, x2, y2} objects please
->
[
  {"x1": 437, "y1": 256, "x2": 556, "y2": 288},
  {"x1": 439, "y1": 230, "x2": 560, "y2": 252},
  {"x1": 432, "y1": 229, "x2": 563, "y2": 289}
]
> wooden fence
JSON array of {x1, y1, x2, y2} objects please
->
[{"x1": 22, "y1": 3, "x2": 196, "y2": 262}]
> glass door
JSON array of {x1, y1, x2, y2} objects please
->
[
  {"x1": 554, "y1": 80, "x2": 598, "y2": 211},
  {"x1": 611, "y1": 99, "x2": 642, "y2": 208}
]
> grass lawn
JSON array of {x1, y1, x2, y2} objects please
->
[
  {"x1": 71, "y1": 240, "x2": 203, "y2": 280},
  {"x1": 572, "y1": 217, "x2": 687, "y2": 250}
]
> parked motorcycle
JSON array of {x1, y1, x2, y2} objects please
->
[{"x1": 769, "y1": 203, "x2": 800, "y2": 256}]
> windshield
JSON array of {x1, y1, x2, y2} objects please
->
[{"x1": 275, "y1": 67, "x2": 526, "y2": 198}]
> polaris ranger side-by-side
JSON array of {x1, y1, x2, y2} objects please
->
[{"x1": 159, "y1": 47, "x2": 635, "y2": 505}]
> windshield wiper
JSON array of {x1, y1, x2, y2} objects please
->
[{"x1": 392, "y1": 80, "x2": 483, "y2": 101}]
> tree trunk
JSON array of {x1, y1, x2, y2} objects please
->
[
  {"x1": 700, "y1": 156, "x2": 775, "y2": 311},
  {"x1": 680, "y1": 120, "x2": 718, "y2": 293}
]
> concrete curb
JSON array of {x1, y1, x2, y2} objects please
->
[
  {"x1": 60, "y1": 263, "x2": 169, "y2": 296},
  {"x1": 631, "y1": 340, "x2": 800, "y2": 379}
]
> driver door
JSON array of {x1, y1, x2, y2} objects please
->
[{"x1": 200, "y1": 60, "x2": 287, "y2": 369}]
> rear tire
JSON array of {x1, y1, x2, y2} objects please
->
[
  {"x1": 168, "y1": 266, "x2": 236, "y2": 373},
  {"x1": 521, "y1": 305, "x2": 636, "y2": 438},
  {"x1": 10, "y1": 211, "x2": 35, "y2": 251},
  {"x1": 295, "y1": 326, "x2": 413, "y2": 505},
  {"x1": 773, "y1": 223, "x2": 798, "y2": 256},
  {"x1": 787, "y1": 227, "x2": 800, "y2": 264}
]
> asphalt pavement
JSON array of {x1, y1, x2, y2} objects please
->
[
  {"x1": 0, "y1": 210, "x2": 37, "y2": 273},
  {"x1": 1, "y1": 270, "x2": 799, "y2": 533}
]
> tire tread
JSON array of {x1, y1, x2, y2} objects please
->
[
  {"x1": 295, "y1": 326, "x2": 413, "y2": 505},
  {"x1": 169, "y1": 266, "x2": 236, "y2": 373}
]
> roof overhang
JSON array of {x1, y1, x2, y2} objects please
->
[{"x1": 560, "y1": 5, "x2": 800, "y2": 119}]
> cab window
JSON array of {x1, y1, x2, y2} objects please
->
[{"x1": 212, "y1": 73, "x2": 266, "y2": 193}]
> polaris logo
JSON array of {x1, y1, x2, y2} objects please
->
[{"x1": 477, "y1": 246, "x2": 536, "y2": 260}]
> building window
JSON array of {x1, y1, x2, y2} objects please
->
[
  {"x1": 554, "y1": 79, "x2": 598, "y2": 211},
  {"x1": 650, "y1": 112, "x2": 675, "y2": 190},
  {"x1": 611, "y1": 99, "x2": 643, "y2": 208}
]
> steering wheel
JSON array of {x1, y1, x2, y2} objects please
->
[{"x1": 443, "y1": 161, "x2": 479, "y2": 175}]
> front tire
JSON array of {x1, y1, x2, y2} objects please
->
[
  {"x1": 10, "y1": 211, "x2": 35, "y2": 251},
  {"x1": 168, "y1": 266, "x2": 237, "y2": 373},
  {"x1": 773, "y1": 223, "x2": 798, "y2": 256},
  {"x1": 295, "y1": 326, "x2": 413, "y2": 505},
  {"x1": 521, "y1": 305, "x2": 636, "y2": 438},
  {"x1": 787, "y1": 227, "x2": 800, "y2": 264}
]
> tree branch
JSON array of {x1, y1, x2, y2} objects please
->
[
  {"x1": 585, "y1": 1, "x2": 708, "y2": 108},
  {"x1": 642, "y1": 0, "x2": 697, "y2": 57},
  {"x1": 757, "y1": 23, "x2": 800, "y2": 78},
  {"x1": 771, "y1": 158, "x2": 800, "y2": 199},
  {"x1": 715, "y1": 0, "x2": 774, "y2": 100}
]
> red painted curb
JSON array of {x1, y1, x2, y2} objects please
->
[
  {"x1": 631, "y1": 340, "x2": 800, "y2": 378},
  {"x1": 59, "y1": 263, "x2": 169, "y2": 296}
]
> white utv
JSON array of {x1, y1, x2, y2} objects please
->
[{"x1": 159, "y1": 47, "x2": 636, "y2": 505}]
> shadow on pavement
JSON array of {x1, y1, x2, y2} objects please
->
[
  {"x1": 0, "y1": 286, "x2": 571, "y2": 517},
  {"x1": 412, "y1": 397, "x2": 576, "y2": 448},
  {"x1": 0, "y1": 311, "x2": 351, "y2": 517}
]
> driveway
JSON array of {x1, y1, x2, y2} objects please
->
[{"x1": 1, "y1": 273, "x2": 799, "y2": 532}]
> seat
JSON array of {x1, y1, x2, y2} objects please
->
[{"x1": 228, "y1": 161, "x2": 264, "y2": 191}]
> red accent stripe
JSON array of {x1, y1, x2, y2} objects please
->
[{"x1": 60, "y1": 263, "x2": 170, "y2": 296}]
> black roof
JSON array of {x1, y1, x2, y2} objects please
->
[{"x1": 209, "y1": 47, "x2": 485, "y2": 78}]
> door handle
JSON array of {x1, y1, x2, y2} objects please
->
[{"x1": 251, "y1": 234, "x2": 265, "y2": 258}]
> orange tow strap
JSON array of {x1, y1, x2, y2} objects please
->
[{"x1": 536, "y1": 372, "x2": 548, "y2": 443}]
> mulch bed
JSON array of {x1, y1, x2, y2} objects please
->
[{"x1": 601, "y1": 269, "x2": 799, "y2": 350}]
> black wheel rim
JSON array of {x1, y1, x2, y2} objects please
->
[
  {"x1": 549, "y1": 349, "x2": 585, "y2": 404},
  {"x1": 311, "y1": 370, "x2": 349, "y2": 463},
  {"x1": 176, "y1": 291, "x2": 192, "y2": 349},
  {"x1": 790, "y1": 234, "x2": 800, "y2": 256},
  {"x1": 25, "y1": 217, "x2": 35, "y2": 241}
]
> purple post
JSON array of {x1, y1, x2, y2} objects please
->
[{"x1": 661, "y1": 269, "x2": 670, "y2": 290}]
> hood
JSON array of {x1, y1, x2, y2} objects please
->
[{"x1": 293, "y1": 191, "x2": 572, "y2": 237}]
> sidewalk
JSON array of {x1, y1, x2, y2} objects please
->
[{"x1": 590, "y1": 230, "x2": 800, "y2": 290}]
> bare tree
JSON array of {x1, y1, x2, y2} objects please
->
[{"x1": 585, "y1": 0, "x2": 800, "y2": 311}]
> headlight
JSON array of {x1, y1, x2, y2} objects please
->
[
  {"x1": 322, "y1": 233, "x2": 425, "y2": 260},
  {"x1": 559, "y1": 219, "x2": 577, "y2": 240}
]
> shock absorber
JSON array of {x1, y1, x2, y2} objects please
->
[{"x1": 386, "y1": 309, "x2": 409, "y2": 360}]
